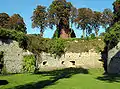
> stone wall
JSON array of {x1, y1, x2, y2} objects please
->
[
  {"x1": 38, "y1": 50, "x2": 102, "y2": 71},
  {"x1": 0, "y1": 39, "x2": 23, "y2": 73},
  {"x1": 0, "y1": 39, "x2": 103, "y2": 73},
  {"x1": 107, "y1": 42, "x2": 120, "y2": 74}
]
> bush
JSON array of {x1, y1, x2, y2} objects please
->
[
  {"x1": 26, "y1": 35, "x2": 50, "y2": 54},
  {"x1": 23, "y1": 55, "x2": 36, "y2": 73},
  {"x1": 0, "y1": 28, "x2": 28, "y2": 49},
  {"x1": 46, "y1": 38, "x2": 67, "y2": 58},
  {"x1": 104, "y1": 22, "x2": 120, "y2": 50},
  {"x1": 90, "y1": 33, "x2": 96, "y2": 39}
]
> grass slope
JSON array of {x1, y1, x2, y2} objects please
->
[{"x1": 0, "y1": 68, "x2": 120, "y2": 89}]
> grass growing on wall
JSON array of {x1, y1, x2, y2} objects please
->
[{"x1": 66, "y1": 38, "x2": 105, "y2": 53}]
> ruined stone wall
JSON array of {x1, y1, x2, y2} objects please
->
[
  {"x1": 38, "y1": 50, "x2": 102, "y2": 71},
  {"x1": 0, "y1": 39, "x2": 103, "y2": 73},
  {"x1": 107, "y1": 42, "x2": 120, "y2": 74},
  {"x1": 0, "y1": 39, "x2": 23, "y2": 73}
]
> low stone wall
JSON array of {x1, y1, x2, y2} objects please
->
[
  {"x1": 38, "y1": 50, "x2": 102, "y2": 71},
  {"x1": 0, "y1": 39, "x2": 23, "y2": 73}
]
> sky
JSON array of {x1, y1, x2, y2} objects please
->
[{"x1": 0, "y1": 0, "x2": 115, "y2": 38}]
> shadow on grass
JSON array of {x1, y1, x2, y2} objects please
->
[
  {"x1": 97, "y1": 74, "x2": 120, "y2": 83},
  {"x1": 12, "y1": 67, "x2": 88, "y2": 89},
  {"x1": 0, "y1": 80, "x2": 8, "y2": 85}
]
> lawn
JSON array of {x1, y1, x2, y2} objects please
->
[{"x1": 0, "y1": 68, "x2": 120, "y2": 89}]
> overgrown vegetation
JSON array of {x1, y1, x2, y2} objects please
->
[
  {"x1": 26, "y1": 35, "x2": 67, "y2": 57},
  {"x1": 103, "y1": 0, "x2": 120, "y2": 51},
  {"x1": 66, "y1": 37, "x2": 105, "y2": 53},
  {"x1": 26, "y1": 34, "x2": 104, "y2": 57},
  {"x1": 104, "y1": 22, "x2": 120, "y2": 50},
  {"x1": 23, "y1": 55, "x2": 36, "y2": 73},
  {"x1": 0, "y1": 28, "x2": 28, "y2": 49},
  {"x1": 46, "y1": 39, "x2": 67, "y2": 57}
]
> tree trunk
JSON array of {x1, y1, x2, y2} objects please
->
[
  {"x1": 40, "y1": 29, "x2": 44, "y2": 37},
  {"x1": 95, "y1": 29, "x2": 98, "y2": 37},
  {"x1": 82, "y1": 29, "x2": 85, "y2": 38}
]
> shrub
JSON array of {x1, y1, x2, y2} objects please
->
[
  {"x1": 46, "y1": 38, "x2": 67, "y2": 58},
  {"x1": 23, "y1": 55, "x2": 36, "y2": 73},
  {"x1": 104, "y1": 22, "x2": 120, "y2": 50},
  {"x1": 90, "y1": 33, "x2": 96, "y2": 39},
  {"x1": 0, "y1": 28, "x2": 28, "y2": 49}
]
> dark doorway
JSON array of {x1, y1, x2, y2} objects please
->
[{"x1": 70, "y1": 61, "x2": 75, "y2": 65}]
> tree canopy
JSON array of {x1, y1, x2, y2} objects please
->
[
  {"x1": 31, "y1": 5, "x2": 48, "y2": 37},
  {"x1": 0, "y1": 13, "x2": 26, "y2": 33},
  {"x1": 31, "y1": 0, "x2": 113, "y2": 38}
]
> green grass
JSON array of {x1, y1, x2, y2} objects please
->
[
  {"x1": 0, "y1": 74, "x2": 51, "y2": 89},
  {"x1": 0, "y1": 68, "x2": 120, "y2": 89}
]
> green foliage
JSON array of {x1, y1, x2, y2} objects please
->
[
  {"x1": 0, "y1": 28, "x2": 28, "y2": 49},
  {"x1": 102, "y1": 8, "x2": 113, "y2": 29},
  {"x1": 0, "y1": 13, "x2": 26, "y2": 33},
  {"x1": 47, "y1": 38, "x2": 67, "y2": 57},
  {"x1": 0, "y1": 13, "x2": 10, "y2": 28},
  {"x1": 90, "y1": 33, "x2": 96, "y2": 39},
  {"x1": 26, "y1": 35, "x2": 66, "y2": 57},
  {"x1": 8, "y1": 14, "x2": 27, "y2": 33},
  {"x1": 31, "y1": 5, "x2": 47, "y2": 37},
  {"x1": 26, "y1": 35, "x2": 50, "y2": 54},
  {"x1": 75, "y1": 8, "x2": 93, "y2": 37},
  {"x1": 113, "y1": 0, "x2": 120, "y2": 22},
  {"x1": 23, "y1": 55, "x2": 36, "y2": 73},
  {"x1": 67, "y1": 38, "x2": 104, "y2": 53},
  {"x1": 48, "y1": 0, "x2": 73, "y2": 28},
  {"x1": 104, "y1": 22, "x2": 120, "y2": 50}
]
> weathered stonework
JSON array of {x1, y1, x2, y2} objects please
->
[
  {"x1": 38, "y1": 50, "x2": 102, "y2": 71},
  {"x1": 107, "y1": 42, "x2": 120, "y2": 74},
  {"x1": 0, "y1": 39, "x2": 103, "y2": 73},
  {"x1": 0, "y1": 39, "x2": 23, "y2": 73}
]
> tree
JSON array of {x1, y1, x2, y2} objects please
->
[
  {"x1": 48, "y1": 0, "x2": 74, "y2": 38},
  {"x1": 0, "y1": 13, "x2": 26, "y2": 33},
  {"x1": 31, "y1": 5, "x2": 48, "y2": 37},
  {"x1": 102, "y1": 8, "x2": 113, "y2": 30},
  {"x1": 91, "y1": 11, "x2": 102, "y2": 37},
  {"x1": 113, "y1": 0, "x2": 120, "y2": 23},
  {"x1": 7, "y1": 14, "x2": 26, "y2": 33},
  {"x1": 75, "y1": 8, "x2": 93, "y2": 38},
  {"x1": 0, "y1": 13, "x2": 10, "y2": 28}
]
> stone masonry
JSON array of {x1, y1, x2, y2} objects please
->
[
  {"x1": 0, "y1": 39, "x2": 23, "y2": 73},
  {"x1": 0, "y1": 39, "x2": 103, "y2": 73},
  {"x1": 38, "y1": 50, "x2": 102, "y2": 71}
]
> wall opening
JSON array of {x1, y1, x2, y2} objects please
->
[
  {"x1": 61, "y1": 61, "x2": 65, "y2": 64},
  {"x1": 70, "y1": 61, "x2": 75, "y2": 65},
  {"x1": 43, "y1": 61, "x2": 47, "y2": 65}
]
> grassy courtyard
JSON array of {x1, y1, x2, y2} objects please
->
[{"x1": 0, "y1": 68, "x2": 120, "y2": 89}]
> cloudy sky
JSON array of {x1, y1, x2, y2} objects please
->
[{"x1": 0, "y1": 0, "x2": 115, "y2": 38}]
